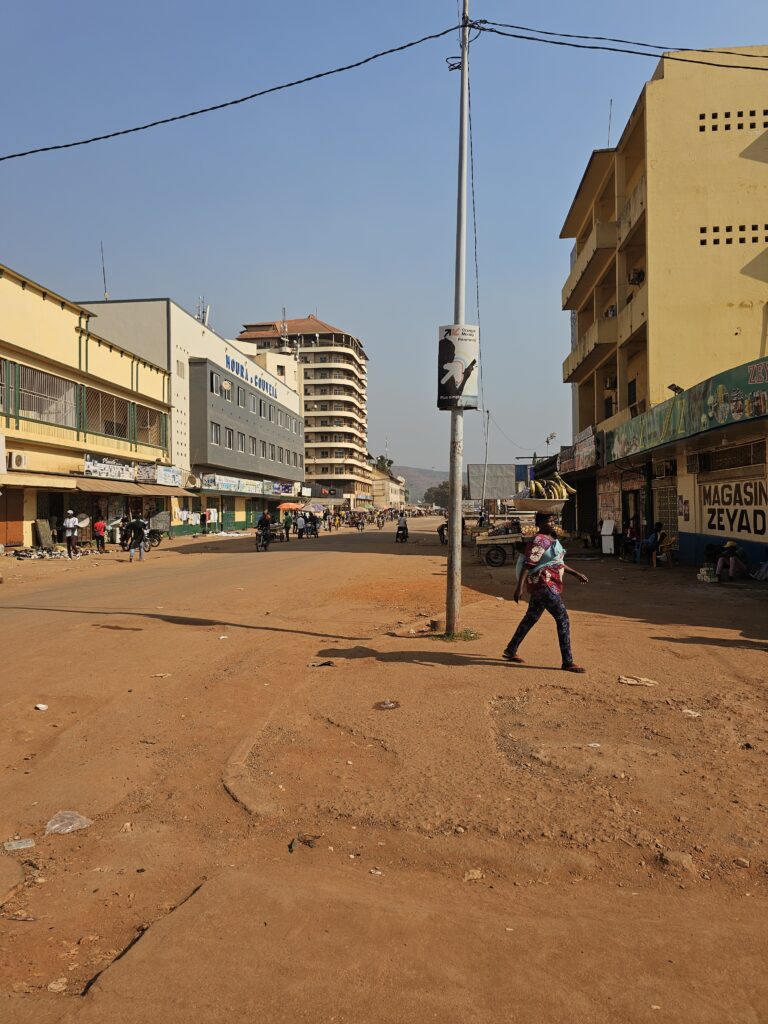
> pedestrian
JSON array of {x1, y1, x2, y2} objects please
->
[
  {"x1": 283, "y1": 511, "x2": 293, "y2": 542},
  {"x1": 503, "y1": 512, "x2": 588, "y2": 673},
  {"x1": 127, "y1": 512, "x2": 147, "y2": 563},
  {"x1": 93, "y1": 512, "x2": 107, "y2": 554},
  {"x1": 63, "y1": 510, "x2": 80, "y2": 558},
  {"x1": 296, "y1": 513, "x2": 306, "y2": 539}
]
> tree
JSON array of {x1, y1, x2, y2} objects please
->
[
  {"x1": 423, "y1": 480, "x2": 469, "y2": 508},
  {"x1": 375, "y1": 454, "x2": 394, "y2": 473}
]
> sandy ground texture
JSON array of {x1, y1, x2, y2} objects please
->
[{"x1": 0, "y1": 518, "x2": 766, "y2": 1024}]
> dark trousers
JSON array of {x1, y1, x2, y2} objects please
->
[
  {"x1": 506, "y1": 589, "x2": 573, "y2": 666},
  {"x1": 284, "y1": 526, "x2": 290, "y2": 542},
  {"x1": 95, "y1": 535, "x2": 105, "y2": 552},
  {"x1": 66, "y1": 535, "x2": 78, "y2": 558}
]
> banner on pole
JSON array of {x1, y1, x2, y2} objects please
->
[{"x1": 437, "y1": 324, "x2": 479, "y2": 410}]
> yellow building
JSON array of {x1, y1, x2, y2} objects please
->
[
  {"x1": 0, "y1": 263, "x2": 176, "y2": 547},
  {"x1": 371, "y1": 467, "x2": 407, "y2": 509},
  {"x1": 559, "y1": 46, "x2": 768, "y2": 535}
]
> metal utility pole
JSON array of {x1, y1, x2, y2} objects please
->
[
  {"x1": 479, "y1": 408, "x2": 490, "y2": 508},
  {"x1": 446, "y1": 0, "x2": 470, "y2": 635}
]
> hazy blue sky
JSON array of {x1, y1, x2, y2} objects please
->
[{"x1": 2, "y1": 2, "x2": 765, "y2": 470}]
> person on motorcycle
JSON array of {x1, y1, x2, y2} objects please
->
[
  {"x1": 396, "y1": 512, "x2": 409, "y2": 543},
  {"x1": 257, "y1": 511, "x2": 272, "y2": 550},
  {"x1": 126, "y1": 513, "x2": 147, "y2": 563}
]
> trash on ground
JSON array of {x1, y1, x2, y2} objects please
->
[
  {"x1": 587, "y1": 742, "x2": 601, "y2": 748},
  {"x1": 373, "y1": 700, "x2": 400, "y2": 711},
  {"x1": 34, "y1": 703, "x2": 48, "y2": 711},
  {"x1": 44, "y1": 811, "x2": 93, "y2": 836},
  {"x1": 309, "y1": 660, "x2": 335, "y2": 668},
  {"x1": 287, "y1": 837, "x2": 300, "y2": 854},
  {"x1": 369, "y1": 868, "x2": 383, "y2": 876},
  {"x1": 733, "y1": 857, "x2": 750, "y2": 868},
  {"x1": 463, "y1": 868, "x2": 485, "y2": 882},
  {"x1": 4, "y1": 838, "x2": 35, "y2": 852},
  {"x1": 298, "y1": 834, "x2": 320, "y2": 848},
  {"x1": 618, "y1": 675, "x2": 658, "y2": 687},
  {"x1": 150, "y1": 673, "x2": 171, "y2": 679},
  {"x1": 2, "y1": 911, "x2": 36, "y2": 922},
  {"x1": 47, "y1": 978, "x2": 68, "y2": 993},
  {"x1": 120, "y1": 822, "x2": 133, "y2": 833},
  {"x1": 218, "y1": 635, "x2": 229, "y2": 640},
  {"x1": 681, "y1": 708, "x2": 702, "y2": 718}
]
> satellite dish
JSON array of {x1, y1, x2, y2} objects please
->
[{"x1": 77, "y1": 514, "x2": 91, "y2": 528}]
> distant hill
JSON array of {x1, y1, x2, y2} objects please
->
[{"x1": 392, "y1": 465, "x2": 449, "y2": 503}]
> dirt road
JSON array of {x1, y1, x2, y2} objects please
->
[{"x1": 1, "y1": 520, "x2": 766, "y2": 1023}]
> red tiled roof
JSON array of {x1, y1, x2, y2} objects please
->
[{"x1": 238, "y1": 314, "x2": 351, "y2": 340}]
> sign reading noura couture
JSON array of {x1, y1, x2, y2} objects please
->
[{"x1": 437, "y1": 325, "x2": 479, "y2": 410}]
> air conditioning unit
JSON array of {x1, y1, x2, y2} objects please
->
[
  {"x1": 185, "y1": 472, "x2": 202, "y2": 488},
  {"x1": 7, "y1": 451, "x2": 28, "y2": 470},
  {"x1": 604, "y1": 375, "x2": 618, "y2": 390}
]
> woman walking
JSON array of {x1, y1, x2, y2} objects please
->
[{"x1": 503, "y1": 512, "x2": 588, "y2": 673}]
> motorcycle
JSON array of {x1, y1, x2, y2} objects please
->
[{"x1": 395, "y1": 525, "x2": 409, "y2": 543}]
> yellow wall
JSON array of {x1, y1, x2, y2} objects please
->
[{"x1": 645, "y1": 48, "x2": 768, "y2": 405}]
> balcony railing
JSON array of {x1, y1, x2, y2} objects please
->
[
  {"x1": 562, "y1": 317, "x2": 618, "y2": 384},
  {"x1": 561, "y1": 220, "x2": 618, "y2": 311},
  {"x1": 618, "y1": 282, "x2": 648, "y2": 344},
  {"x1": 618, "y1": 175, "x2": 646, "y2": 248}
]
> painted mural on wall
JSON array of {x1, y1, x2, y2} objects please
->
[{"x1": 606, "y1": 359, "x2": 768, "y2": 462}]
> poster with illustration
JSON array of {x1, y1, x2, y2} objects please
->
[{"x1": 437, "y1": 324, "x2": 479, "y2": 410}]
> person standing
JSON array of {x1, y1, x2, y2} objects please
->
[
  {"x1": 296, "y1": 513, "x2": 306, "y2": 539},
  {"x1": 63, "y1": 510, "x2": 80, "y2": 559},
  {"x1": 93, "y1": 512, "x2": 107, "y2": 554},
  {"x1": 503, "y1": 512, "x2": 588, "y2": 673},
  {"x1": 283, "y1": 511, "x2": 293, "y2": 543},
  {"x1": 127, "y1": 512, "x2": 147, "y2": 563}
]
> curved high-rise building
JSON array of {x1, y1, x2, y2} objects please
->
[{"x1": 237, "y1": 315, "x2": 372, "y2": 508}]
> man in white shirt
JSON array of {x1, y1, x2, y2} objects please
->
[
  {"x1": 63, "y1": 510, "x2": 79, "y2": 559},
  {"x1": 296, "y1": 514, "x2": 306, "y2": 539}
]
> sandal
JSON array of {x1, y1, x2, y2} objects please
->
[
  {"x1": 562, "y1": 663, "x2": 586, "y2": 673},
  {"x1": 502, "y1": 651, "x2": 525, "y2": 663}
]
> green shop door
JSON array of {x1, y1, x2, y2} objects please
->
[
  {"x1": 221, "y1": 496, "x2": 237, "y2": 531},
  {"x1": 245, "y1": 499, "x2": 259, "y2": 528}
]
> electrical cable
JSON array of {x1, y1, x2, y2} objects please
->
[
  {"x1": 489, "y1": 413, "x2": 531, "y2": 452},
  {"x1": 476, "y1": 23, "x2": 768, "y2": 73},
  {"x1": 0, "y1": 24, "x2": 461, "y2": 164},
  {"x1": 480, "y1": 20, "x2": 768, "y2": 62}
]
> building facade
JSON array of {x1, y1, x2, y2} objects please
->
[
  {"x1": 236, "y1": 316, "x2": 372, "y2": 508},
  {"x1": 559, "y1": 45, "x2": 768, "y2": 541},
  {"x1": 371, "y1": 467, "x2": 407, "y2": 509},
  {"x1": 0, "y1": 263, "x2": 177, "y2": 547},
  {"x1": 80, "y1": 299, "x2": 304, "y2": 533}
]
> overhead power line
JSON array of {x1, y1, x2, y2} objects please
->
[
  {"x1": 480, "y1": 20, "x2": 768, "y2": 62},
  {"x1": 0, "y1": 24, "x2": 460, "y2": 164},
  {"x1": 476, "y1": 22, "x2": 768, "y2": 73}
]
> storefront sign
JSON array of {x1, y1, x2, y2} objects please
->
[
  {"x1": 84, "y1": 454, "x2": 134, "y2": 481},
  {"x1": 573, "y1": 427, "x2": 600, "y2": 471},
  {"x1": 201, "y1": 474, "x2": 263, "y2": 494},
  {"x1": 606, "y1": 358, "x2": 768, "y2": 463},
  {"x1": 135, "y1": 464, "x2": 184, "y2": 487},
  {"x1": 700, "y1": 479, "x2": 768, "y2": 539},
  {"x1": 437, "y1": 324, "x2": 479, "y2": 410},
  {"x1": 558, "y1": 445, "x2": 575, "y2": 474}
]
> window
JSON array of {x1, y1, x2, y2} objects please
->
[
  {"x1": 237, "y1": 431, "x2": 245, "y2": 453},
  {"x1": 293, "y1": 452, "x2": 298, "y2": 467},
  {"x1": 277, "y1": 364, "x2": 286, "y2": 377},
  {"x1": 299, "y1": 454, "x2": 304, "y2": 468},
  {"x1": 176, "y1": 359, "x2": 186, "y2": 378},
  {"x1": 269, "y1": 443, "x2": 276, "y2": 461},
  {"x1": 211, "y1": 422, "x2": 221, "y2": 445},
  {"x1": 293, "y1": 418, "x2": 298, "y2": 433},
  {"x1": 299, "y1": 422, "x2": 304, "y2": 436},
  {"x1": 237, "y1": 386, "x2": 245, "y2": 408},
  {"x1": 250, "y1": 395, "x2": 257, "y2": 414},
  {"x1": 225, "y1": 427, "x2": 234, "y2": 450},
  {"x1": 249, "y1": 436, "x2": 257, "y2": 456},
  {"x1": 269, "y1": 404, "x2": 275, "y2": 422},
  {"x1": 277, "y1": 446, "x2": 284, "y2": 463},
  {"x1": 278, "y1": 410, "x2": 283, "y2": 427},
  {"x1": 627, "y1": 379, "x2": 637, "y2": 406},
  {"x1": 259, "y1": 399, "x2": 266, "y2": 418},
  {"x1": 17, "y1": 364, "x2": 77, "y2": 429},
  {"x1": 210, "y1": 371, "x2": 220, "y2": 395},
  {"x1": 260, "y1": 440, "x2": 267, "y2": 458},
  {"x1": 222, "y1": 380, "x2": 232, "y2": 401}
]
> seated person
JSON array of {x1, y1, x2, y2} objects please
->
[{"x1": 716, "y1": 540, "x2": 747, "y2": 582}]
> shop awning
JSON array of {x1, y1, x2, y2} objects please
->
[
  {"x1": 74, "y1": 478, "x2": 147, "y2": 495},
  {"x1": 134, "y1": 484, "x2": 197, "y2": 498},
  {"x1": 0, "y1": 472, "x2": 77, "y2": 490}
]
